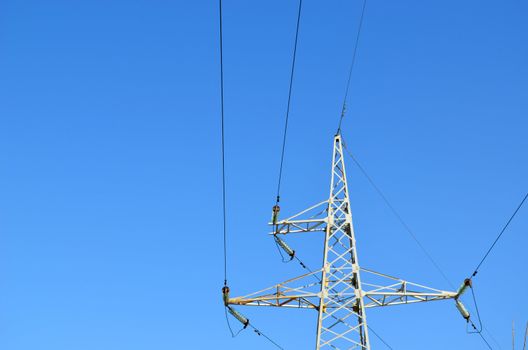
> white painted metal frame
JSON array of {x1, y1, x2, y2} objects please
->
[{"x1": 227, "y1": 134, "x2": 458, "y2": 349}]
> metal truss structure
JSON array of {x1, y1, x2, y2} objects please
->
[{"x1": 225, "y1": 134, "x2": 464, "y2": 349}]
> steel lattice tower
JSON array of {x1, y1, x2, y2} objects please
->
[
  {"x1": 225, "y1": 134, "x2": 469, "y2": 349},
  {"x1": 315, "y1": 134, "x2": 370, "y2": 348}
]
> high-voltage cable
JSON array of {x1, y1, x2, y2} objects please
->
[
  {"x1": 218, "y1": 2, "x2": 289, "y2": 348},
  {"x1": 218, "y1": 0, "x2": 228, "y2": 287},
  {"x1": 340, "y1": 136, "x2": 527, "y2": 349},
  {"x1": 337, "y1": 0, "x2": 367, "y2": 134},
  {"x1": 469, "y1": 191, "x2": 528, "y2": 279},
  {"x1": 463, "y1": 191, "x2": 527, "y2": 348},
  {"x1": 274, "y1": 0, "x2": 303, "y2": 207},
  {"x1": 341, "y1": 136, "x2": 455, "y2": 289}
]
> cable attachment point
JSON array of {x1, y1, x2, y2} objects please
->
[
  {"x1": 455, "y1": 278, "x2": 472, "y2": 298},
  {"x1": 222, "y1": 285, "x2": 230, "y2": 306},
  {"x1": 227, "y1": 306, "x2": 250, "y2": 329},
  {"x1": 274, "y1": 236, "x2": 295, "y2": 260},
  {"x1": 454, "y1": 279, "x2": 472, "y2": 324},
  {"x1": 272, "y1": 205, "x2": 281, "y2": 225}
]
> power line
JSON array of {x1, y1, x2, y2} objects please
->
[
  {"x1": 218, "y1": 0, "x2": 228, "y2": 286},
  {"x1": 341, "y1": 136, "x2": 455, "y2": 289},
  {"x1": 484, "y1": 326, "x2": 503, "y2": 350},
  {"x1": 340, "y1": 137, "x2": 526, "y2": 349},
  {"x1": 468, "y1": 285, "x2": 483, "y2": 334},
  {"x1": 464, "y1": 191, "x2": 528, "y2": 349},
  {"x1": 368, "y1": 325, "x2": 394, "y2": 350},
  {"x1": 342, "y1": 137, "x2": 495, "y2": 346},
  {"x1": 218, "y1": 4, "x2": 291, "y2": 348},
  {"x1": 275, "y1": 0, "x2": 303, "y2": 205},
  {"x1": 475, "y1": 326, "x2": 494, "y2": 350},
  {"x1": 470, "y1": 191, "x2": 528, "y2": 279},
  {"x1": 248, "y1": 323, "x2": 285, "y2": 350},
  {"x1": 466, "y1": 315, "x2": 494, "y2": 349},
  {"x1": 463, "y1": 282, "x2": 501, "y2": 350},
  {"x1": 337, "y1": 0, "x2": 367, "y2": 134}
]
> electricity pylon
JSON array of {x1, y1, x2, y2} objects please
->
[{"x1": 224, "y1": 134, "x2": 469, "y2": 349}]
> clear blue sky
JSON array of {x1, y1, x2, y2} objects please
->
[{"x1": 1, "y1": 1, "x2": 527, "y2": 349}]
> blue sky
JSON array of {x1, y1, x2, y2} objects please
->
[{"x1": 1, "y1": 1, "x2": 527, "y2": 349}]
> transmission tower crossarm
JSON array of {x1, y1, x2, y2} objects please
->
[
  {"x1": 360, "y1": 267, "x2": 458, "y2": 308},
  {"x1": 270, "y1": 200, "x2": 328, "y2": 235},
  {"x1": 364, "y1": 290, "x2": 457, "y2": 307},
  {"x1": 225, "y1": 266, "x2": 458, "y2": 309},
  {"x1": 226, "y1": 270, "x2": 322, "y2": 310}
]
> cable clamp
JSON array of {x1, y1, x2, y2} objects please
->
[{"x1": 222, "y1": 285, "x2": 230, "y2": 306}]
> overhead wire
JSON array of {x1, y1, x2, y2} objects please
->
[
  {"x1": 278, "y1": 0, "x2": 524, "y2": 345},
  {"x1": 340, "y1": 137, "x2": 527, "y2": 349},
  {"x1": 248, "y1": 323, "x2": 286, "y2": 350},
  {"x1": 331, "y1": 0, "x2": 502, "y2": 346},
  {"x1": 340, "y1": 136, "x2": 455, "y2": 289},
  {"x1": 220, "y1": 0, "x2": 525, "y2": 347},
  {"x1": 332, "y1": 2, "x2": 467, "y2": 342},
  {"x1": 459, "y1": 281, "x2": 497, "y2": 350},
  {"x1": 462, "y1": 191, "x2": 527, "y2": 348},
  {"x1": 275, "y1": 0, "x2": 303, "y2": 206},
  {"x1": 329, "y1": 4, "x2": 394, "y2": 349},
  {"x1": 367, "y1": 325, "x2": 394, "y2": 350},
  {"x1": 333, "y1": 7, "x2": 456, "y2": 288},
  {"x1": 474, "y1": 328, "x2": 494, "y2": 350},
  {"x1": 484, "y1": 326, "x2": 503, "y2": 350},
  {"x1": 218, "y1": 2, "x2": 300, "y2": 348},
  {"x1": 467, "y1": 285, "x2": 483, "y2": 334},
  {"x1": 340, "y1": 137, "x2": 507, "y2": 349},
  {"x1": 218, "y1": 0, "x2": 228, "y2": 288},
  {"x1": 337, "y1": 0, "x2": 367, "y2": 134},
  {"x1": 331, "y1": 0, "x2": 518, "y2": 343},
  {"x1": 469, "y1": 191, "x2": 528, "y2": 279}
]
